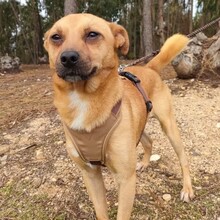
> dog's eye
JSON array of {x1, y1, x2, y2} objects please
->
[
  {"x1": 87, "y1": 32, "x2": 100, "y2": 39},
  {"x1": 51, "y1": 34, "x2": 62, "y2": 42}
]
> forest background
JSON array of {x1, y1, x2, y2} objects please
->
[
  {"x1": 0, "y1": 0, "x2": 219, "y2": 64},
  {"x1": 0, "y1": 1, "x2": 220, "y2": 219}
]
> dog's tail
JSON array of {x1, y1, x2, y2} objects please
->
[{"x1": 146, "y1": 34, "x2": 189, "y2": 72}]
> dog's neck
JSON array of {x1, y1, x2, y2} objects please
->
[{"x1": 53, "y1": 69, "x2": 123, "y2": 132}]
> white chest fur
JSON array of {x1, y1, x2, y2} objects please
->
[{"x1": 69, "y1": 91, "x2": 88, "y2": 130}]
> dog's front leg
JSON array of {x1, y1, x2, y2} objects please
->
[
  {"x1": 109, "y1": 146, "x2": 137, "y2": 220},
  {"x1": 116, "y1": 172, "x2": 136, "y2": 220},
  {"x1": 81, "y1": 166, "x2": 109, "y2": 220}
]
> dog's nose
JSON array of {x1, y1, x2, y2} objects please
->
[{"x1": 60, "y1": 51, "x2": 79, "y2": 68}]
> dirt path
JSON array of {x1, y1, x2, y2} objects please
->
[{"x1": 0, "y1": 65, "x2": 219, "y2": 219}]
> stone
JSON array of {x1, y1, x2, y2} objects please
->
[
  {"x1": 35, "y1": 149, "x2": 45, "y2": 161},
  {"x1": 38, "y1": 55, "x2": 48, "y2": 64},
  {"x1": 162, "y1": 194, "x2": 172, "y2": 201},
  {"x1": 0, "y1": 54, "x2": 20, "y2": 73},
  {"x1": 0, "y1": 155, "x2": 8, "y2": 165},
  {"x1": 32, "y1": 177, "x2": 42, "y2": 188},
  {"x1": 150, "y1": 154, "x2": 161, "y2": 161}
]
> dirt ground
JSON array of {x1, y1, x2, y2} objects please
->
[{"x1": 0, "y1": 65, "x2": 219, "y2": 220}]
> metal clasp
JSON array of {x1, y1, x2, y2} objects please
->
[{"x1": 118, "y1": 64, "x2": 126, "y2": 73}]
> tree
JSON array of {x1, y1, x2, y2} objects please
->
[
  {"x1": 44, "y1": 0, "x2": 64, "y2": 30},
  {"x1": 64, "y1": 0, "x2": 77, "y2": 15},
  {"x1": 195, "y1": 0, "x2": 220, "y2": 35},
  {"x1": 142, "y1": 0, "x2": 153, "y2": 55},
  {"x1": 158, "y1": 0, "x2": 165, "y2": 45},
  {"x1": 9, "y1": 0, "x2": 35, "y2": 63},
  {"x1": 31, "y1": 0, "x2": 44, "y2": 63},
  {"x1": 0, "y1": 1, "x2": 17, "y2": 56},
  {"x1": 0, "y1": 0, "x2": 219, "y2": 64},
  {"x1": 188, "y1": 0, "x2": 193, "y2": 33}
]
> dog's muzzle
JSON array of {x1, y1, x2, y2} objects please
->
[
  {"x1": 56, "y1": 51, "x2": 97, "y2": 82},
  {"x1": 60, "y1": 51, "x2": 80, "y2": 68}
]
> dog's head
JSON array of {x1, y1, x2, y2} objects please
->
[{"x1": 44, "y1": 13, "x2": 129, "y2": 83}]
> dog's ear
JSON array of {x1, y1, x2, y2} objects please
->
[
  {"x1": 43, "y1": 30, "x2": 50, "y2": 51},
  {"x1": 109, "y1": 23, "x2": 129, "y2": 55}
]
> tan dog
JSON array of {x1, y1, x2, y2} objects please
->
[{"x1": 44, "y1": 13, "x2": 194, "y2": 220}]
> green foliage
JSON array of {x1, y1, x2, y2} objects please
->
[
  {"x1": 0, "y1": 0, "x2": 18, "y2": 56},
  {"x1": 194, "y1": 0, "x2": 220, "y2": 36},
  {"x1": 77, "y1": 0, "x2": 128, "y2": 22},
  {"x1": 197, "y1": 0, "x2": 220, "y2": 19},
  {"x1": 0, "y1": 0, "x2": 219, "y2": 63},
  {"x1": 43, "y1": 0, "x2": 64, "y2": 30}
]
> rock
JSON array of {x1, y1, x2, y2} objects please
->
[
  {"x1": 162, "y1": 194, "x2": 172, "y2": 201},
  {"x1": 0, "y1": 54, "x2": 20, "y2": 73},
  {"x1": 150, "y1": 154, "x2": 161, "y2": 161},
  {"x1": 51, "y1": 177, "x2": 57, "y2": 182},
  {"x1": 35, "y1": 149, "x2": 45, "y2": 161},
  {"x1": 191, "y1": 149, "x2": 201, "y2": 156},
  {"x1": 32, "y1": 177, "x2": 42, "y2": 188},
  {"x1": 195, "y1": 186, "x2": 202, "y2": 190},
  {"x1": 38, "y1": 55, "x2": 48, "y2": 64},
  {"x1": 0, "y1": 155, "x2": 8, "y2": 166},
  {"x1": 1, "y1": 54, "x2": 13, "y2": 70},
  {"x1": 57, "y1": 140, "x2": 64, "y2": 145}
]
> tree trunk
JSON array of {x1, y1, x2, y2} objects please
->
[
  {"x1": 9, "y1": 1, "x2": 35, "y2": 63},
  {"x1": 173, "y1": 33, "x2": 220, "y2": 79},
  {"x1": 188, "y1": 0, "x2": 193, "y2": 33},
  {"x1": 158, "y1": 0, "x2": 165, "y2": 45},
  {"x1": 32, "y1": 0, "x2": 44, "y2": 63},
  {"x1": 142, "y1": 0, "x2": 153, "y2": 55},
  {"x1": 64, "y1": 0, "x2": 77, "y2": 15}
]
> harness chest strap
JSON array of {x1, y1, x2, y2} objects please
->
[{"x1": 63, "y1": 100, "x2": 122, "y2": 166}]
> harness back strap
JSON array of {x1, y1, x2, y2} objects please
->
[
  {"x1": 63, "y1": 100, "x2": 122, "y2": 166},
  {"x1": 119, "y1": 71, "x2": 153, "y2": 112}
]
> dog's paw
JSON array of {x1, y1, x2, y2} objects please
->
[
  {"x1": 136, "y1": 162, "x2": 149, "y2": 172},
  {"x1": 180, "y1": 188, "x2": 195, "y2": 202}
]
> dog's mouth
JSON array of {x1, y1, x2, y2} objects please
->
[{"x1": 56, "y1": 63, "x2": 97, "y2": 83}]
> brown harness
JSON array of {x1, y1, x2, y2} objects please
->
[
  {"x1": 119, "y1": 71, "x2": 152, "y2": 113},
  {"x1": 63, "y1": 100, "x2": 122, "y2": 166},
  {"x1": 63, "y1": 72, "x2": 152, "y2": 166}
]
